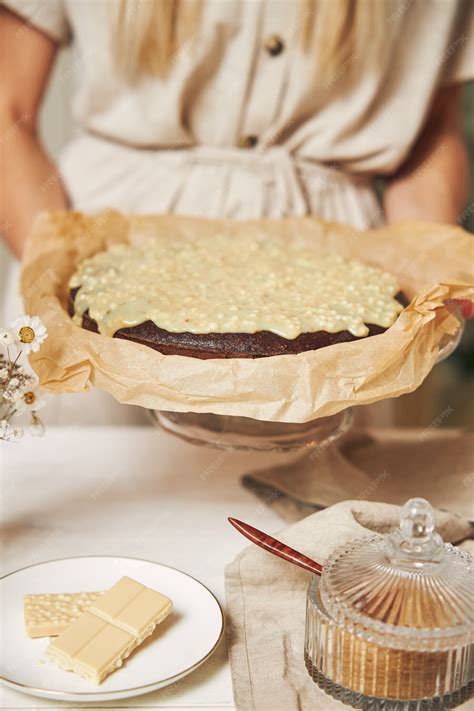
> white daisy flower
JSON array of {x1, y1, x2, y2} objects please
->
[
  {"x1": 10, "y1": 316, "x2": 48, "y2": 354},
  {"x1": 14, "y1": 387, "x2": 46, "y2": 414},
  {"x1": 2, "y1": 370, "x2": 39, "y2": 402},
  {"x1": 0, "y1": 367, "x2": 9, "y2": 381},
  {"x1": 0, "y1": 328, "x2": 15, "y2": 346}
]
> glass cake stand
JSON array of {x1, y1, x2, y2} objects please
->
[
  {"x1": 149, "y1": 317, "x2": 464, "y2": 453},
  {"x1": 149, "y1": 408, "x2": 353, "y2": 452}
]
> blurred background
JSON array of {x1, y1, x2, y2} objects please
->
[{"x1": 1, "y1": 46, "x2": 473, "y2": 428}]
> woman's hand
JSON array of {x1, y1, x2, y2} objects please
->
[
  {"x1": 447, "y1": 299, "x2": 474, "y2": 320},
  {"x1": 0, "y1": 7, "x2": 69, "y2": 259},
  {"x1": 383, "y1": 84, "x2": 469, "y2": 226}
]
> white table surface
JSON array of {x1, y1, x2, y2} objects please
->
[{"x1": 0, "y1": 425, "x2": 285, "y2": 710}]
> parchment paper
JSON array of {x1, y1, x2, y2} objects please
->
[{"x1": 20, "y1": 210, "x2": 473, "y2": 423}]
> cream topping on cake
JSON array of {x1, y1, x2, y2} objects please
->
[{"x1": 69, "y1": 235, "x2": 404, "y2": 340}]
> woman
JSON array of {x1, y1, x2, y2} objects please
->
[{"x1": 0, "y1": 0, "x2": 472, "y2": 425}]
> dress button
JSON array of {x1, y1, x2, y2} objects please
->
[
  {"x1": 238, "y1": 135, "x2": 258, "y2": 149},
  {"x1": 264, "y1": 34, "x2": 284, "y2": 57}
]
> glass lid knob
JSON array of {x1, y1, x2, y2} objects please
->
[
  {"x1": 386, "y1": 497, "x2": 444, "y2": 568},
  {"x1": 400, "y1": 497, "x2": 435, "y2": 538}
]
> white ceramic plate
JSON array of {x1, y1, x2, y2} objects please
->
[{"x1": 0, "y1": 556, "x2": 224, "y2": 702}]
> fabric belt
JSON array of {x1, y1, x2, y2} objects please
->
[{"x1": 173, "y1": 144, "x2": 372, "y2": 217}]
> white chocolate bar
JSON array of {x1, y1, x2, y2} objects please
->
[
  {"x1": 45, "y1": 577, "x2": 173, "y2": 683},
  {"x1": 24, "y1": 591, "x2": 105, "y2": 638}
]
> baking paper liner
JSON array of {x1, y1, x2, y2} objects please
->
[{"x1": 20, "y1": 211, "x2": 473, "y2": 422}]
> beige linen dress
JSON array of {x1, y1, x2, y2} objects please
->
[{"x1": 2, "y1": 0, "x2": 473, "y2": 425}]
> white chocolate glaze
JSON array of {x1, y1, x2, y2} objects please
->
[{"x1": 70, "y1": 235, "x2": 404, "y2": 340}]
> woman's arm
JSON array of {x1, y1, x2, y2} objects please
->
[
  {"x1": 383, "y1": 85, "x2": 469, "y2": 225},
  {"x1": 384, "y1": 84, "x2": 472, "y2": 318},
  {"x1": 0, "y1": 8, "x2": 69, "y2": 259}
]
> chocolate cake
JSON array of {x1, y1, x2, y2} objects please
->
[
  {"x1": 68, "y1": 234, "x2": 408, "y2": 359},
  {"x1": 69, "y1": 288, "x2": 408, "y2": 359}
]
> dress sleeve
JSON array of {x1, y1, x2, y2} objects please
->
[
  {"x1": 1, "y1": 0, "x2": 70, "y2": 44},
  {"x1": 441, "y1": 1, "x2": 474, "y2": 85}
]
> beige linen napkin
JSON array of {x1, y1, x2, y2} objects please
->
[
  {"x1": 225, "y1": 500, "x2": 474, "y2": 711},
  {"x1": 242, "y1": 427, "x2": 474, "y2": 522}
]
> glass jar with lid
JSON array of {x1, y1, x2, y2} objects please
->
[{"x1": 304, "y1": 498, "x2": 473, "y2": 710}]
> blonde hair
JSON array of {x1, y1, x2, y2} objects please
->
[
  {"x1": 111, "y1": 0, "x2": 202, "y2": 80},
  {"x1": 111, "y1": 0, "x2": 390, "y2": 81},
  {"x1": 303, "y1": 0, "x2": 390, "y2": 73}
]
